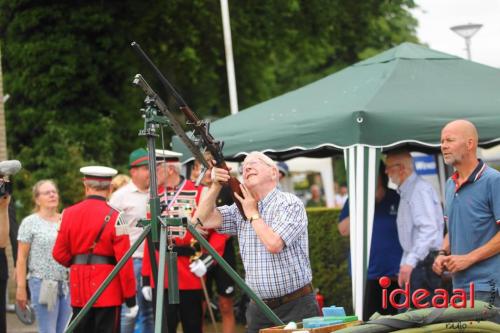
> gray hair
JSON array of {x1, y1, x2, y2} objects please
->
[
  {"x1": 157, "y1": 161, "x2": 182, "y2": 175},
  {"x1": 386, "y1": 150, "x2": 414, "y2": 171},
  {"x1": 244, "y1": 151, "x2": 277, "y2": 170},
  {"x1": 83, "y1": 179, "x2": 112, "y2": 191},
  {"x1": 244, "y1": 151, "x2": 279, "y2": 184}
]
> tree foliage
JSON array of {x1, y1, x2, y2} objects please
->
[{"x1": 0, "y1": 0, "x2": 417, "y2": 217}]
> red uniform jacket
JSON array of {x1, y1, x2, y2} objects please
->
[
  {"x1": 142, "y1": 179, "x2": 229, "y2": 290},
  {"x1": 53, "y1": 195, "x2": 136, "y2": 307}
]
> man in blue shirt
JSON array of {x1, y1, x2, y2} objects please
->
[
  {"x1": 433, "y1": 120, "x2": 500, "y2": 323},
  {"x1": 338, "y1": 162, "x2": 402, "y2": 320}
]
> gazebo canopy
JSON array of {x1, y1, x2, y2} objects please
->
[
  {"x1": 172, "y1": 42, "x2": 500, "y2": 319},
  {"x1": 174, "y1": 42, "x2": 500, "y2": 160}
]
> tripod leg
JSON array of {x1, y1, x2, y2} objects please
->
[{"x1": 65, "y1": 226, "x2": 151, "y2": 333}]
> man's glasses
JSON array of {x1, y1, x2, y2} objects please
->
[{"x1": 386, "y1": 163, "x2": 401, "y2": 170}]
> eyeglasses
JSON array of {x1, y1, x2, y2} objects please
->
[
  {"x1": 39, "y1": 190, "x2": 58, "y2": 196},
  {"x1": 242, "y1": 160, "x2": 263, "y2": 169},
  {"x1": 242, "y1": 158, "x2": 275, "y2": 169},
  {"x1": 386, "y1": 163, "x2": 401, "y2": 170}
]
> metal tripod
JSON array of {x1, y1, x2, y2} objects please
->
[{"x1": 64, "y1": 89, "x2": 283, "y2": 333}]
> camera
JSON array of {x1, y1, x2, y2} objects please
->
[
  {"x1": 0, "y1": 160, "x2": 22, "y2": 197},
  {"x1": 0, "y1": 179, "x2": 12, "y2": 197}
]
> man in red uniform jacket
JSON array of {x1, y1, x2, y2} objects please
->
[
  {"x1": 53, "y1": 166, "x2": 137, "y2": 333},
  {"x1": 141, "y1": 150, "x2": 228, "y2": 333}
]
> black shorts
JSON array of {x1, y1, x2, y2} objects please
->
[{"x1": 206, "y1": 237, "x2": 236, "y2": 297}]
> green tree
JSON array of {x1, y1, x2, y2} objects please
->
[
  {"x1": 0, "y1": 1, "x2": 152, "y2": 214},
  {"x1": 0, "y1": 0, "x2": 418, "y2": 217}
]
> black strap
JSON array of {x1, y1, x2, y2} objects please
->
[
  {"x1": 151, "y1": 244, "x2": 195, "y2": 257},
  {"x1": 72, "y1": 254, "x2": 116, "y2": 265},
  {"x1": 87, "y1": 208, "x2": 115, "y2": 264}
]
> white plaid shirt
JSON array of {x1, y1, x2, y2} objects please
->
[{"x1": 217, "y1": 188, "x2": 312, "y2": 299}]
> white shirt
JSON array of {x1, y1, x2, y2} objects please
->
[
  {"x1": 397, "y1": 173, "x2": 444, "y2": 267},
  {"x1": 109, "y1": 181, "x2": 149, "y2": 258}
]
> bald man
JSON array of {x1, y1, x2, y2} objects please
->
[
  {"x1": 433, "y1": 120, "x2": 500, "y2": 321},
  {"x1": 385, "y1": 150, "x2": 444, "y2": 305}
]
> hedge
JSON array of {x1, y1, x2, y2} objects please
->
[{"x1": 307, "y1": 207, "x2": 352, "y2": 312}]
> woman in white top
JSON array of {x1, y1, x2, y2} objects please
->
[{"x1": 16, "y1": 180, "x2": 71, "y2": 333}]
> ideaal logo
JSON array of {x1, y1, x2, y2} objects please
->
[{"x1": 379, "y1": 276, "x2": 475, "y2": 309}]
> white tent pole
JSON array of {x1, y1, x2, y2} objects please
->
[
  {"x1": 346, "y1": 147, "x2": 357, "y2": 315},
  {"x1": 220, "y1": 0, "x2": 239, "y2": 115},
  {"x1": 346, "y1": 145, "x2": 379, "y2": 320},
  {"x1": 437, "y1": 153, "x2": 447, "y2": 203},
  {"x1": 366, "y1": 148, "x2": 377, "y2": 265},
  {"x1": 320, "y1": 159, "x2": 335, "y2": 207},
  {"x1": 354, "y1": 145, "x2": 365, "y2": 319}
]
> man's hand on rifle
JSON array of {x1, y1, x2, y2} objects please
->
[{"x1": 210, "y1": 165, "x2": 230, "y2": 185}]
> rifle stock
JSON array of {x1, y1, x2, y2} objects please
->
[{"x1": 179, "y1": 106, "x2": 247, "y2": 220}]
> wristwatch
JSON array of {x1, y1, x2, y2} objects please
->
[{"x1": 248, "y1": 213, "x2": 261, "y2": 223}]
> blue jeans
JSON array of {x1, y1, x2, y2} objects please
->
[
  {"x1": 121, "y1": 258, "x2": 154, "y2": 333},
  {"x1": 29, "y1": 277, "x2": 72, "y2": 333}
]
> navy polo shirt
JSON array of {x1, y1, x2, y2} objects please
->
[
  {"x1": 339, "y1": 189, "x2": 402, "y2": 279},
  {"x1": 444, "y1": 160, "x2": 500, "y2": 292}
]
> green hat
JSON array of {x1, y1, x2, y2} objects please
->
[{"x1": 129, "y1": 148, "x2": 149, "y2": 168}]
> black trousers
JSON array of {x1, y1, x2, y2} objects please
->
[
  {"x1": 246, "y1": 293, "x2": 319, "y2": 333},
  {"x1": 206, "y1": 237, "x2": 237, "y2": 297},
  {"x1": 0, "y1": 248, "x2": 7, "y2": 333},
  {"x1": 409, "y1": 252, "x2": 446, "y2": 305},
  {"x1": 153, "y1": 289, "x2": 203, "y2": 333},
  {"x1": 363, "y1": 278, "x2": 400, "y2": 321},
  {"x1": 71, "y1": 306, "x2": 121, "y2": 333},
  {"x1": 0, "y1": 278, "x2": 5, "y2": 333}
]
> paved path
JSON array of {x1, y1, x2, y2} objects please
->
[
  {"x1": 7, "y1": 312, "x2": 37, "y2": 333},
  {"x1": 7, "y1": 311, "x2": 246, "y2": 333}
]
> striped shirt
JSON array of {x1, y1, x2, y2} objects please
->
[
  {"x1": 397, "y1": 173, "x2": 444, "y2": 267},
  {"x1": 159, "y1": 178, "x2": 202, "y2": 218},
  {"x1": 217, "y1": 188, "x2": 312, "y2": 299}
]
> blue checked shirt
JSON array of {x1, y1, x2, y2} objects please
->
[
  {"x1": 397, "y1": 173, "x2": 444, "y2": 267},
  {"x1": 217, "y1": 188, "x2": 312, "y2": 299}
]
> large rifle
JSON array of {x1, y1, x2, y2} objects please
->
[{"x1": 131, "y1": 42, "x2": 247, "y2": 220}]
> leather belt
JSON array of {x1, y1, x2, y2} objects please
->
[
  {"x1": 262, "y1": 283, "x2": 314, "y2": 309},
  {"x1": 71, "y1": 254, "x2": 116, "y2": 265},
  {"x1": 171, "y1": 246, "x2": 195, "y2": 257}
]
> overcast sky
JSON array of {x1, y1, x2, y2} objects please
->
[{"x1": 412, "y1": 0, "x2": 500, "y2": 68}]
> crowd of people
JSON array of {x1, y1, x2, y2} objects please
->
[{"x1": 0, "y1": 119, "x2": 498, "y2": 333}]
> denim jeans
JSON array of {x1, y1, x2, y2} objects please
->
[
  {"x1": 121, "y1": 258, "x2": 154, "y2": 333},
  {"x1": 29, "y1": 277, "x2": 72, "y2": 333}
]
